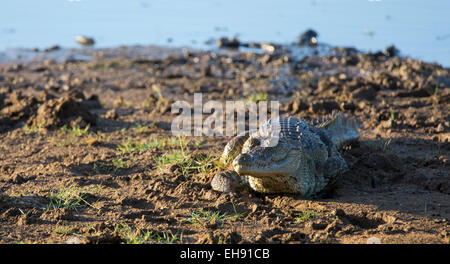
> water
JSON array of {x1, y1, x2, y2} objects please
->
[{"x1": 1, "y1": 0, "x2": 449, "y2": 66}]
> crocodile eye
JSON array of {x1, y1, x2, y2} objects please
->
[{"x1": 243, "y1": 137, "x2": 260, "y2": 152}]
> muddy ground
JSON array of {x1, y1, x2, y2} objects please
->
[{"x1": 0, "y1": 43, "x2": 449, "y2": 244}]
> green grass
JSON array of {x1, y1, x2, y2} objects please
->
[
  {"x1": 154, "y1": 151, "x2": 188, "y2": 169},
  {"x1": 114, "y1": 96, "x2": 133, "y2": 107},
  {"x1": 133, "y1": 123, "x2": 150, "y2": 134},
  {"x1": 114, "y1": 222, "x2": 179, "y2": 244},
  {"x1": 424, "y1": 199, "x2": 433, "y2": 218},
  {"x1": 59, "y1": 124, "x2": 90, "y2": 137},
  {"x1": 46, "y1": 185, "x2": 99, "y2": 211},
  {"x1": 24, "y1": 123, "x2": 44, "y2": 134},
  {"x1": 154, "y1": 151, "x2": 216, "y2": 178},
  {"x1": 116, "y1": 135, "x2": 216, "y2": 178},
  {"x1": 390, "y1": 111, "x2": 395, "y2": 121},
  {"x1": 53, "y1": 125, "x2": 94, "y2": 146},
  {"x1": 247, "y1": 91, "x2": 268, "y2": 102},
  {"x1": 294, "y1": 209, "x2": 318, "y2": 224},
  {"x1": 83, "y1": 131, "x2": 102, "y2": 146},
  {"x1": 185, "y1": 154, "x2": 217, "y2": 175},
  {"x1": 94, "y1": 156, "x2": 129, "y2": 174},
  {"x1": 185, "y1": 209, "x2": 243, "y2": 227},
  {"x1": 87, "y1": 59, "x2": 133, "y2": 70},
  {"x1": 144, "y1": 84, "x2": 168, "y2": 109},
  {"x1": 117, "y1": 138, "x2": 163, "y2": 153},
  {"x1": 188, "y1": 137, "x2": 206, "y2": 150},
  {"x1": 111, "y1": 156, "x2": 128, "y2": 170},
  {"x1": 54, "y1": 225, "x2": 75, "y2": 235},
  {"x1": 47, "y1": 186, "x2": 88, "y2": 210}
]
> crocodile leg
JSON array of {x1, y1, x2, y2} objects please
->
[{"x1": 212, "y1": 135, "x2": 250, "y2": 193}]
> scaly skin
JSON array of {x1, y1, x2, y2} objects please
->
[{"x1": 211, "y1": 113, "x2": 359, "y2": 198}]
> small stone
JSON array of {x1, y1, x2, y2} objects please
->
[
  {"x1": 44, "y1": 45, "x2": 60, "y2": 52},
  {"x1": 217, "y1": 37, "x2": 240, "y2": 49},
  {"x1": 260, "y1": 43, "x2": 278, "y2": 54},
  {"x1": 367, "y1": 237, "x2": 381, "y2": 244},
  {"x1": 251, "y1": 204, "x2": 259, "y2": 213},
  {"x1": 66, "y1": 236, "x2": 82, "y2": 244},
  {"x1": 75, "y1": 36, "x2": 95, "y2": 46}
]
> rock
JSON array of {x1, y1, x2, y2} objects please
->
[
  {"x1": 75, "y1": 36, "x2": 95, "y2": 46},
  {"x1": 44, "y1": 45, "x2": 60, "y2": 52},
  {"x1": 66, "y1": 236, "x2": 82, "y2": 244},
  {"x1": 298, "y1": 29, "x2": 318, "y2": 47},
  {"x1": 366, "y1": 236, "x2": 381, "y2": 244},
  {"x1": 260, "y1": 43, "x2": 279, "y2": 54},
  {"x1": 384, "y1": 45, "x2": 399, "y2": 57},
  {"x1": 217, "y1": 37, "x2": 240, "y2": 49},
  {"x1": 251, "y1": 204, "x2": 259, "y2": 214}
]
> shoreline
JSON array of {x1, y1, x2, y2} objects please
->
[{"x1": 1, "y1": 41, "x2": 448, "y2": 69}]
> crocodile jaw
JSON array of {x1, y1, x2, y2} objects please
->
[{"x1": 233, "y1": 152, "x2": 298, "y2": 177}]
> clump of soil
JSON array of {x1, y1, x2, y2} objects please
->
[
  {"x1": 0, "y1": 88, "x2": 100, "y2": 130},
  {"x1": 28, "y1": 91, "x2": 99, "y2": 129},
  {"x1": 0, "y1": 90, "x2": 37, "y2": 127}
]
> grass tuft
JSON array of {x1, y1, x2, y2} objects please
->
[
  {"x1": 46, "y1": 185, "x2": 100, "y2": 211},
  {"x1": 247, "y1": 91, "x2": 268, "y2": 102},
  {"x1": 59, "y1": 124, "x2": 90, "y2": 137},
  {"x1": 185, "y1": 209, "x2": 243, "y2": 227},
  {"x1": 114, "y1": 222, "x2": 179, "y2": 244},
  {"x1": 294, "y1": 209, "x2": 318, "y2": 224}
]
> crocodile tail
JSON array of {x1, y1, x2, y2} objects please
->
[{"x1": 318, "y1": 111, "x2": 360, "y2": 149}]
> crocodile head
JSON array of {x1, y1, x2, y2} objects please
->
[{"x1": 232, "y1": 136, "x2": 302, "y2": 177}]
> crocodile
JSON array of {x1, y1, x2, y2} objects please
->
[{"x1": 211, "y1": 112, "x2": 359, "y2": 198}]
